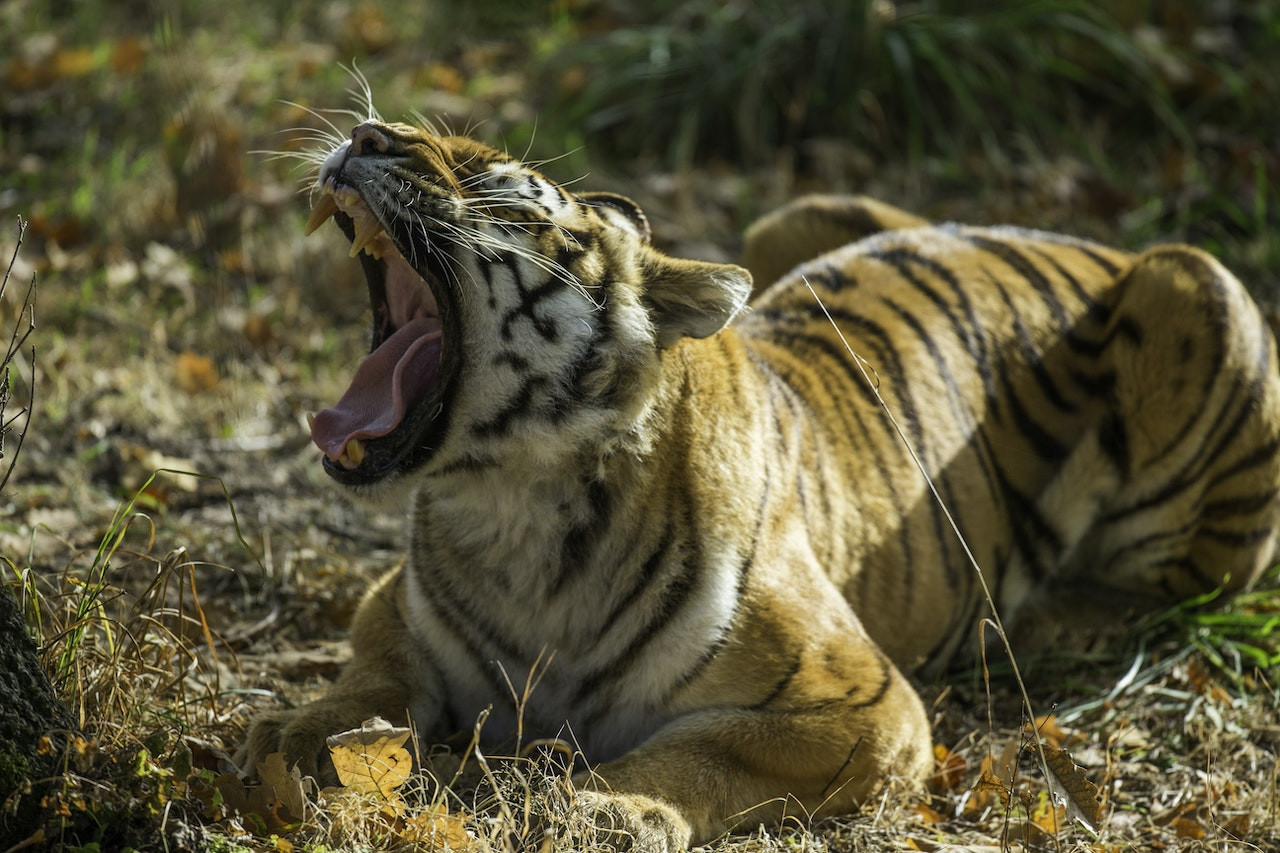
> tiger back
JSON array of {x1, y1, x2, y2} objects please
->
[
  {"x1": 239, "y1": 122, "x2": 1280, "y2": 851},
  {"x1": 742, "y1": 194, "x2": 1280, "y2": 672}
]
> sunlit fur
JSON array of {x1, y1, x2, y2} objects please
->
[{"x1": 242, "y1": 117, "x2": 1280, "y2": 850}]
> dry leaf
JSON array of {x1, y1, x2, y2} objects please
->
[
  {"x1": 972, "y1": 769, "x2": 1012, "y2": 811},
  {"x1": 914, "y1": 802, "x2": 946, "y2": 825},
  {"x1": 1029, "y1": 714, "x2": 1080, "y2": 748},
  {"x1": 326, "y1": 717, "x2": 413, "y2": 797},
  {"x1": 1040, "y1": 743, "x2": 1102, "y2": 831},
  {"x1": 176, "y1": 350, "x2": 219, "y2": 393},
  {"x1": 931, "y1": 743, "x2": 967, "y2": 791},
  {"x1": 243, "y1": 313, "x2": 274, "y2": 350},
  {"x1": 1173, "y1": 816, "x2": 1205, "y2": 839},
  {"x1": 402, "y1": 804, "x2": 472, "y2": 846},
  {"x1": 258, "y1": 752, "x2": 312, "y2": 823},
  {"x1": 1030, "y1": 796, "x2": 1067, "y2": 835},
  {"x1": 109, "y1": 37, "x2": 148, "y2": 74},
  {"x1": 53, "y1": 47, "x2": 96, "y2": 78},
  {"x1": 207, "y1": 754, "x2": 310, "y2": 834}
]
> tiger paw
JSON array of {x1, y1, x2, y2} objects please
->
[
  {"x1": 237, "y1": 705, "x2": 352, "y2": 787},
  {"x1": 570, "y1": 790, "x2": 692, "y2": 853}
]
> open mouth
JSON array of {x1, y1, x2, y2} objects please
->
[{"x1": 304, "y1": 183, "x2": 456, "y2": 484}]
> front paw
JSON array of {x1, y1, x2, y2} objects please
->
[
  {"x1": 237, "y1": 703, "x2": 366, "y2": 786},
  {"x1": 570, "y1": 790, "x2": 692, "y2": 853}
]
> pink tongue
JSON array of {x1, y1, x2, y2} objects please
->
[{"x1": 311, "y1": 317, "x2": 443, "y2": 460}]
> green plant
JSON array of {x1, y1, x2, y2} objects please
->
[{"x1": 539, "y1": 0, "x2": 1183, "y2": 167}]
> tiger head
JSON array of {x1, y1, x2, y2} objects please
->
[{"x1": 303, "y1": 120, "x2": 752, "y2": 496}]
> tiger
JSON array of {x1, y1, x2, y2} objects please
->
[{"x1": 238, "y1": 115, "x2": 1280, "y2": 851}]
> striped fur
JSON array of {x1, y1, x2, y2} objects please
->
[{"x1": 240, "y1": 122, "x2": 1280, "y2": 849}]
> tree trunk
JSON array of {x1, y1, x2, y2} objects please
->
[{"x1": 0, "y1": 581, "x2": 75, "y2": 843}]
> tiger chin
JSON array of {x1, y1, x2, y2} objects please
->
[{"x1": 238, "y1": 116, "x2": 1280, "y2": 850}]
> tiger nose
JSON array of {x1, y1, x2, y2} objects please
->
[{"x1": 351, "y1": 122, "x2": 392, "y2": 156}]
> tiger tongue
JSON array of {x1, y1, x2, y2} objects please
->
[{"x1": 310, "y1": 317, "x2": 443, "y2": 461}]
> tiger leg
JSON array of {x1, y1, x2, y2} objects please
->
[
  {"x1": 1005, "y1": 246, "x2": 1280, "y2": 651},
  {"x1": 236, "y1": 566, "x2": 429, "y2": 783},
  {"x1": 576, "y1": 648, "x2": 932, "y2": 849},
  {"x1": 741, "y1": 195, "x2": 929, "y2": 295}
]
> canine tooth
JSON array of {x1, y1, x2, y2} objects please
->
[
  {"x1": 304, "y1": 194, "x2": 340, "y2": 235},
  {"x1": 335, "y1": 186, "x2": 362, "y2": 209},
  {"x1": 349, "y1": 215, "x2": 383, "y2": 258},
  {"x1": 305, "y1": 412, "x2": 316, "y2": 430},
  {"x1": 345, "y1": 438, "x2": 365, "y2": 466}
]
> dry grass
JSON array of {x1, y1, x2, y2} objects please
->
[{"x1": 3, "y1": 0, "x2": 1279, "y2": 850}]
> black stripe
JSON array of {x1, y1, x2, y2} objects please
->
[
  {"x1": 422, "y1": 568, "x2": 527, "y2": 696},
  {"x1": 1097, "y1": 412, "x2": 1130, "y2": 476},
  {"x1": 470, "y1": 376, "x2": 549, "y2": 437},
  {"x1": 1027, "y1": 244, "x2": 1105, "y2": 312},
  {"x1": 493, "y1": 350, "x2": 532, "y2": 373},
  {"x1": 872, "y1": 247, "x2": 996, "y2": 398},
  {"x1": 966, "y1": 235, "x2": 1070, "y2": 329},
  {"x1": 658, "y1": 433, "x2": 774, "y2": 708},
  {"x1": 998, "y1": 359, "x2": 1070, "y2": 463},
  {"x1": 430, "y1": 453, "x2": 502, "y2": 477},
  {"x1": 599, "y1": 529, "x2": 677, "y2": 631},
  {"x1": 1202, "y1": 489, "x2": 1280, "y2": 520},
  {"x1": 844, "y1": 650, "x2": 895, "y2": 710},
  {"x1": 1073, "y1": 242, "x2": 1123, "y2": 277},
  {"x1": 1196, "y1": 525, "x2": 1276, "y2": 547},
  {"x1": 501, "y1": 274, "x2": 564, "y2": 343},
  {"x1": 571, "y1": 543, "x2": 700, "y2": 707},
  {"x1": 987, "y1": 269, "x2": 1078, "y2": 414},
  {"x1": 750, "y1": 656, "x2": 804, "y2": 710},
  {"x1": 550, "y1": 478, "x2": 612, "y2": 596},
  {"x1": 1104, "y1": 376, "x2": 1250, "y2": 523},
  {"x1": 991, "y1": 458, "x2": 1061, "y2": 583},
  {"x1": 1066, "y1": 367, "x2": 1116, "y2": 400}
]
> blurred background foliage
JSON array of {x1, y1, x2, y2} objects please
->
[{"x1": 3, "y1": 0, "x2": 1277, "y2": 281}]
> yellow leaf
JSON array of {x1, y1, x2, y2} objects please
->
[
  {"x1": 402, "y1": 804, "x2": 472, "y2": 846},
  {"x1": 913, "y1": 802, "x2": 945, "y2": 825},
  {"x1": 326, "y1": 717, "x2": 413, "y2": 797},
  {"x1": 931, "y1": 743, "x2": 967, "y2": 791},
  {"x1": 258, "y1": 752, "x2": 312, "y2": 823},
  {"x1": 52, "y1": 47, "x2": 96, "y2": 79}
]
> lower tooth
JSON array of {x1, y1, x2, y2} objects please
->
[{"x1": 346, "y1": 438, "x2": 366, "y2": 466}]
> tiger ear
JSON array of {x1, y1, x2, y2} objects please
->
[
  {"x1": 578, "y1": 192, "x2": 652, "y2": 244},
  {"x1": 642, "y1": 250, "x2": 753, "y2": 348}
]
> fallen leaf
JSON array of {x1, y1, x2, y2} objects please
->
[
  {"x1": 208, "y1": 756, "x2": 309, "y2": 835},
  {"x1": 914, "y1": 802, "x2": 946, "y2": 824},
  {"x1": 176, "y1": 350, "x2": 219, "y2": 393},
  {"x1": 243, "y1": 313, "x2": 274, "y2": 350},
  {"x1": 971, "y1": 769, "x2": 1012, "y2": 812},
  {"x1": 1040, "y1": 743, "x2": 1102, "y2": 832},
  {"x1": 1173, "y1": 816, "x2": 1205, "y2": 839},
  {"x1": 258, "y1": 752, "x2": 312, "y2": 824},
  {"x1": 931, "y1": 743, "x2": 967, "y2": 791},
  {"x1": 52, "y1": 47, "x2": 96, "y2": 79},
  {"x1": 109, "y1": 37, "x2": 148, "y2": 74},
  {"x1": 327, "y1": 717, "x2": 413, "y2": 797},
  {"x1": 402, "y1": 804, "x2": 472, "y2": 846},
  {"x1": 1029, "y1": 714, "x2": 1079, "y2": 748}
]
